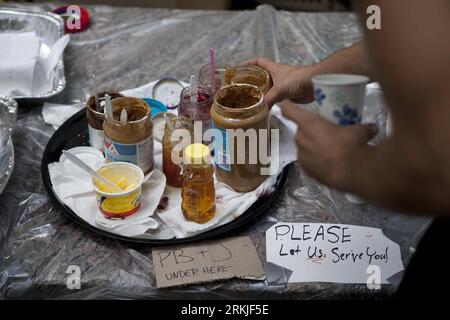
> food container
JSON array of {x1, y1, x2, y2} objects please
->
[
  {"x1": 181, "y1": 143, "x2": 215, "y2": 224},
  {"x1": 211, "y1": 84, "x2": 270, "y2": 192},
  {"x1": 162, "y1": 116, "x2": 194, "y2": 187},
  {"x1": 103, "y1": 97, "x2": 154, "y2": 174},
  {"x1": 0, "y1": 8, "x2": 65, "y2": 103},
  {"x1": 86, "y1": 91, "x2": 123, "y2": 152},
  {"x1": 152, "y1": 112, "x2": 176, "y2": 143},
  {"x1": 91, "y1": 162, "x2": 144, "y2": 219},
  {"x1": 178, "y1": 85, "x2": 214, "y2": 135},
  {"x1": 224, "y1": 65, "x2": 272, "y2": 95},
  {"x1": 0, "y1": 96, "x2": 17, "y2": 194}
]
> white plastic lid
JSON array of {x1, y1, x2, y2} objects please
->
[
  {"x1": 152, "y1": 78, "x2": 185, "y2": 109},
  {"x1": 59, "y1": 146, "x2": 105, "y2": 178}
]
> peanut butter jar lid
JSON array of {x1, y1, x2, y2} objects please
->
[{"x1": 152, "y1": 77, "x2": 185, "y2": 109}]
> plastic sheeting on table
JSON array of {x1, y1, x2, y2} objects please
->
[{"x1": 0, "y1": 3, "x2": 431, "y2": 299}]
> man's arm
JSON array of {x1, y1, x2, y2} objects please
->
[
  {"x1": 243, "y1": 40, "x2": 373, "y2": 107},
  {"x1": 338, "y1": 0, "x2": 450, "y2": 214},
  {"x1": 310, "y1": 40, "x2": 375, "y2": 81},
  {"x1": 281, "y1": 0, "x2": 450, "y2": 215}
]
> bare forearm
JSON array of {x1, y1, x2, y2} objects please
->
[{"x1": 308, "y1": 41, "x2": 374, "y2": 80}]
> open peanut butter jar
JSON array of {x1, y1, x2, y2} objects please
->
[
  {"x1": 211, "y1": 84, "x2": 270, "y2": 192},
  {"x1": 103, "y1": 97, "x2": 154, "y2": 175},
  {"x1": 86, "y1": 91, "x2": 123, "y2": 152},
  {"x1": 224, "y1": 65, "x2": 272, "y2": 95}
]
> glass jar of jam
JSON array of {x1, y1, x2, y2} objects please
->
[
  {"x1": 86, "y1": 91, "x2": 123, "y2": 152},
  {"x1": 210, "y1": 84, "x2": 270, "y2": 192},
  {"x1": 103, "y1": 97, "x2": 154, "y2": 175},
  {"x1": 178, "y1": 85, "x2": 214, "y2": 135},
  {"x1": 162, "y1": 116, "x2": 194, "y2": 188},
  {"x1": 181, "y1": 143, "x2": 215, "y2": 224},
  {"x1": 224, "y1": 65, "x2": 272, "y2": 95}
]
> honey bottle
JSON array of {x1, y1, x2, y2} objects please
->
[{"x1": 181, "y1": 144, "x2": 216, "y2": 224}]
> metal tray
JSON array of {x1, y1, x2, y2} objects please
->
[
  {"x1": 0, "y1": 8, "x2": 66, "y2": 103},
  {"x1": 41, "y1": 108, "x2": 290, "y2": 244},
  {"x1": 0, "y1": 96, "x2": 17, "y2": 194}
]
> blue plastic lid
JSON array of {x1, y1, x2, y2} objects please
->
[{"x1": 143, "y1": 98, "x2": 168, "y2": 117}]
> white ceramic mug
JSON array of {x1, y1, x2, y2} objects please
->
[
  {"x1": 311, "y1": 74, "x2": 369, "y2": 204},
  {"x1": 311, "y1": 74, "x2": 369, "y2": 126}
]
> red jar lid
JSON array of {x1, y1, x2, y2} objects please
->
[{"x1": 51, "y1": 5, "x2": 90, "y2": 33}]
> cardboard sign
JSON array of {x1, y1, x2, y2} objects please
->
[
  {"x1": 266, "y1": 223, "x2": 404, "y2": 284},
  {"x1": 152, "y1": 236, "x2": 265, "y2": 288}
]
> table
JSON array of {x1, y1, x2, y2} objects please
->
[{"x1": 0, "y1": 2, "x2": 431, "y2": 299}]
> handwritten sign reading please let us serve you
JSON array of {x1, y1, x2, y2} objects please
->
[{"x1": 266, "y1": 223, "x2": 404, "y2": 284}]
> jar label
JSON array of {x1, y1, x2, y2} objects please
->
[
  {"x1": 104, "y1": 136, "x2": 154, "y2": 173},
  {"x1": 212, "y1": 122, "x2": 231, "y2": 172},
  {"x1": 88, "y1": 125, "x2": 104, "y2": 152}
]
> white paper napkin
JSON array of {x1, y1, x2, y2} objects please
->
[
  {"x1": 157, "y1": 178, "x2": 276, "y2": 238},
  {"x1": 42, "y1": 102, "x2": 85, "y2": 130},
  {"x1": 0, "y1": 31, "x2": 41, "y2": 96},
  {"x1": 0, "y1": 32, "x2": 69, "y2": 97},
  {"x1": 48, "y1": 151, "x2": 167, "y2": 237}
]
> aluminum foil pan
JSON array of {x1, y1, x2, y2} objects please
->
[
  {"x1": 0, "y1": 96, "x2": 17, "y2": 194},
  {"x1": 0, "y1": 8, "x2": 66, "y2": 103}
]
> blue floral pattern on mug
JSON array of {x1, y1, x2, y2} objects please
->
[
  {"x1": 314, "y1": 88, "x2": 326, "y2": 105},
  {"x1": 333, "y1": 104, "x2": 361, "y2": 126}
]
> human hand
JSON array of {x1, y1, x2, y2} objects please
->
[
  {"x1": 280, "y1": 100, "x2": 378, "y2": 189},
  {"x1": 241, "y1": 57, "x2": 316, "y2": 107}
]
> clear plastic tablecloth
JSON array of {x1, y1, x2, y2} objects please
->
[{"x1": 0, "y1": 2, "x2": 431, "y2": 299}]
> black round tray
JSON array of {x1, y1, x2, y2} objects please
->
[{"x1": 41, "y1": 108, "x2": 290, "y2": 245}]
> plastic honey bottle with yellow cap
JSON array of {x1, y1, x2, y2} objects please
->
[{"x1": 181, "y1": 143, "x2": 215, "y2": 224}]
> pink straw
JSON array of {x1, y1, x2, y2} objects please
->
[{"x1": 210, "y1": 48, "x2": 216, "y2": 89}]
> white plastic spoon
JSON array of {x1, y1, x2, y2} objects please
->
[{"x1": 62, "y1": 150, "x2": 123, "y2": 193}]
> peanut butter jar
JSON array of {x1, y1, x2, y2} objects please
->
[
  {"x1": 86, "y1": 91, "x2": 123, "y2": 152},
  {"x1": 103, "y1": 97, "x2": 154, "y2": 175},
  {"x1": 224, "y1": 65, "x2": 272, "y2": 95},
  {"x1": 211, "y1": 84, "x2": 270, "y2": 192}
]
